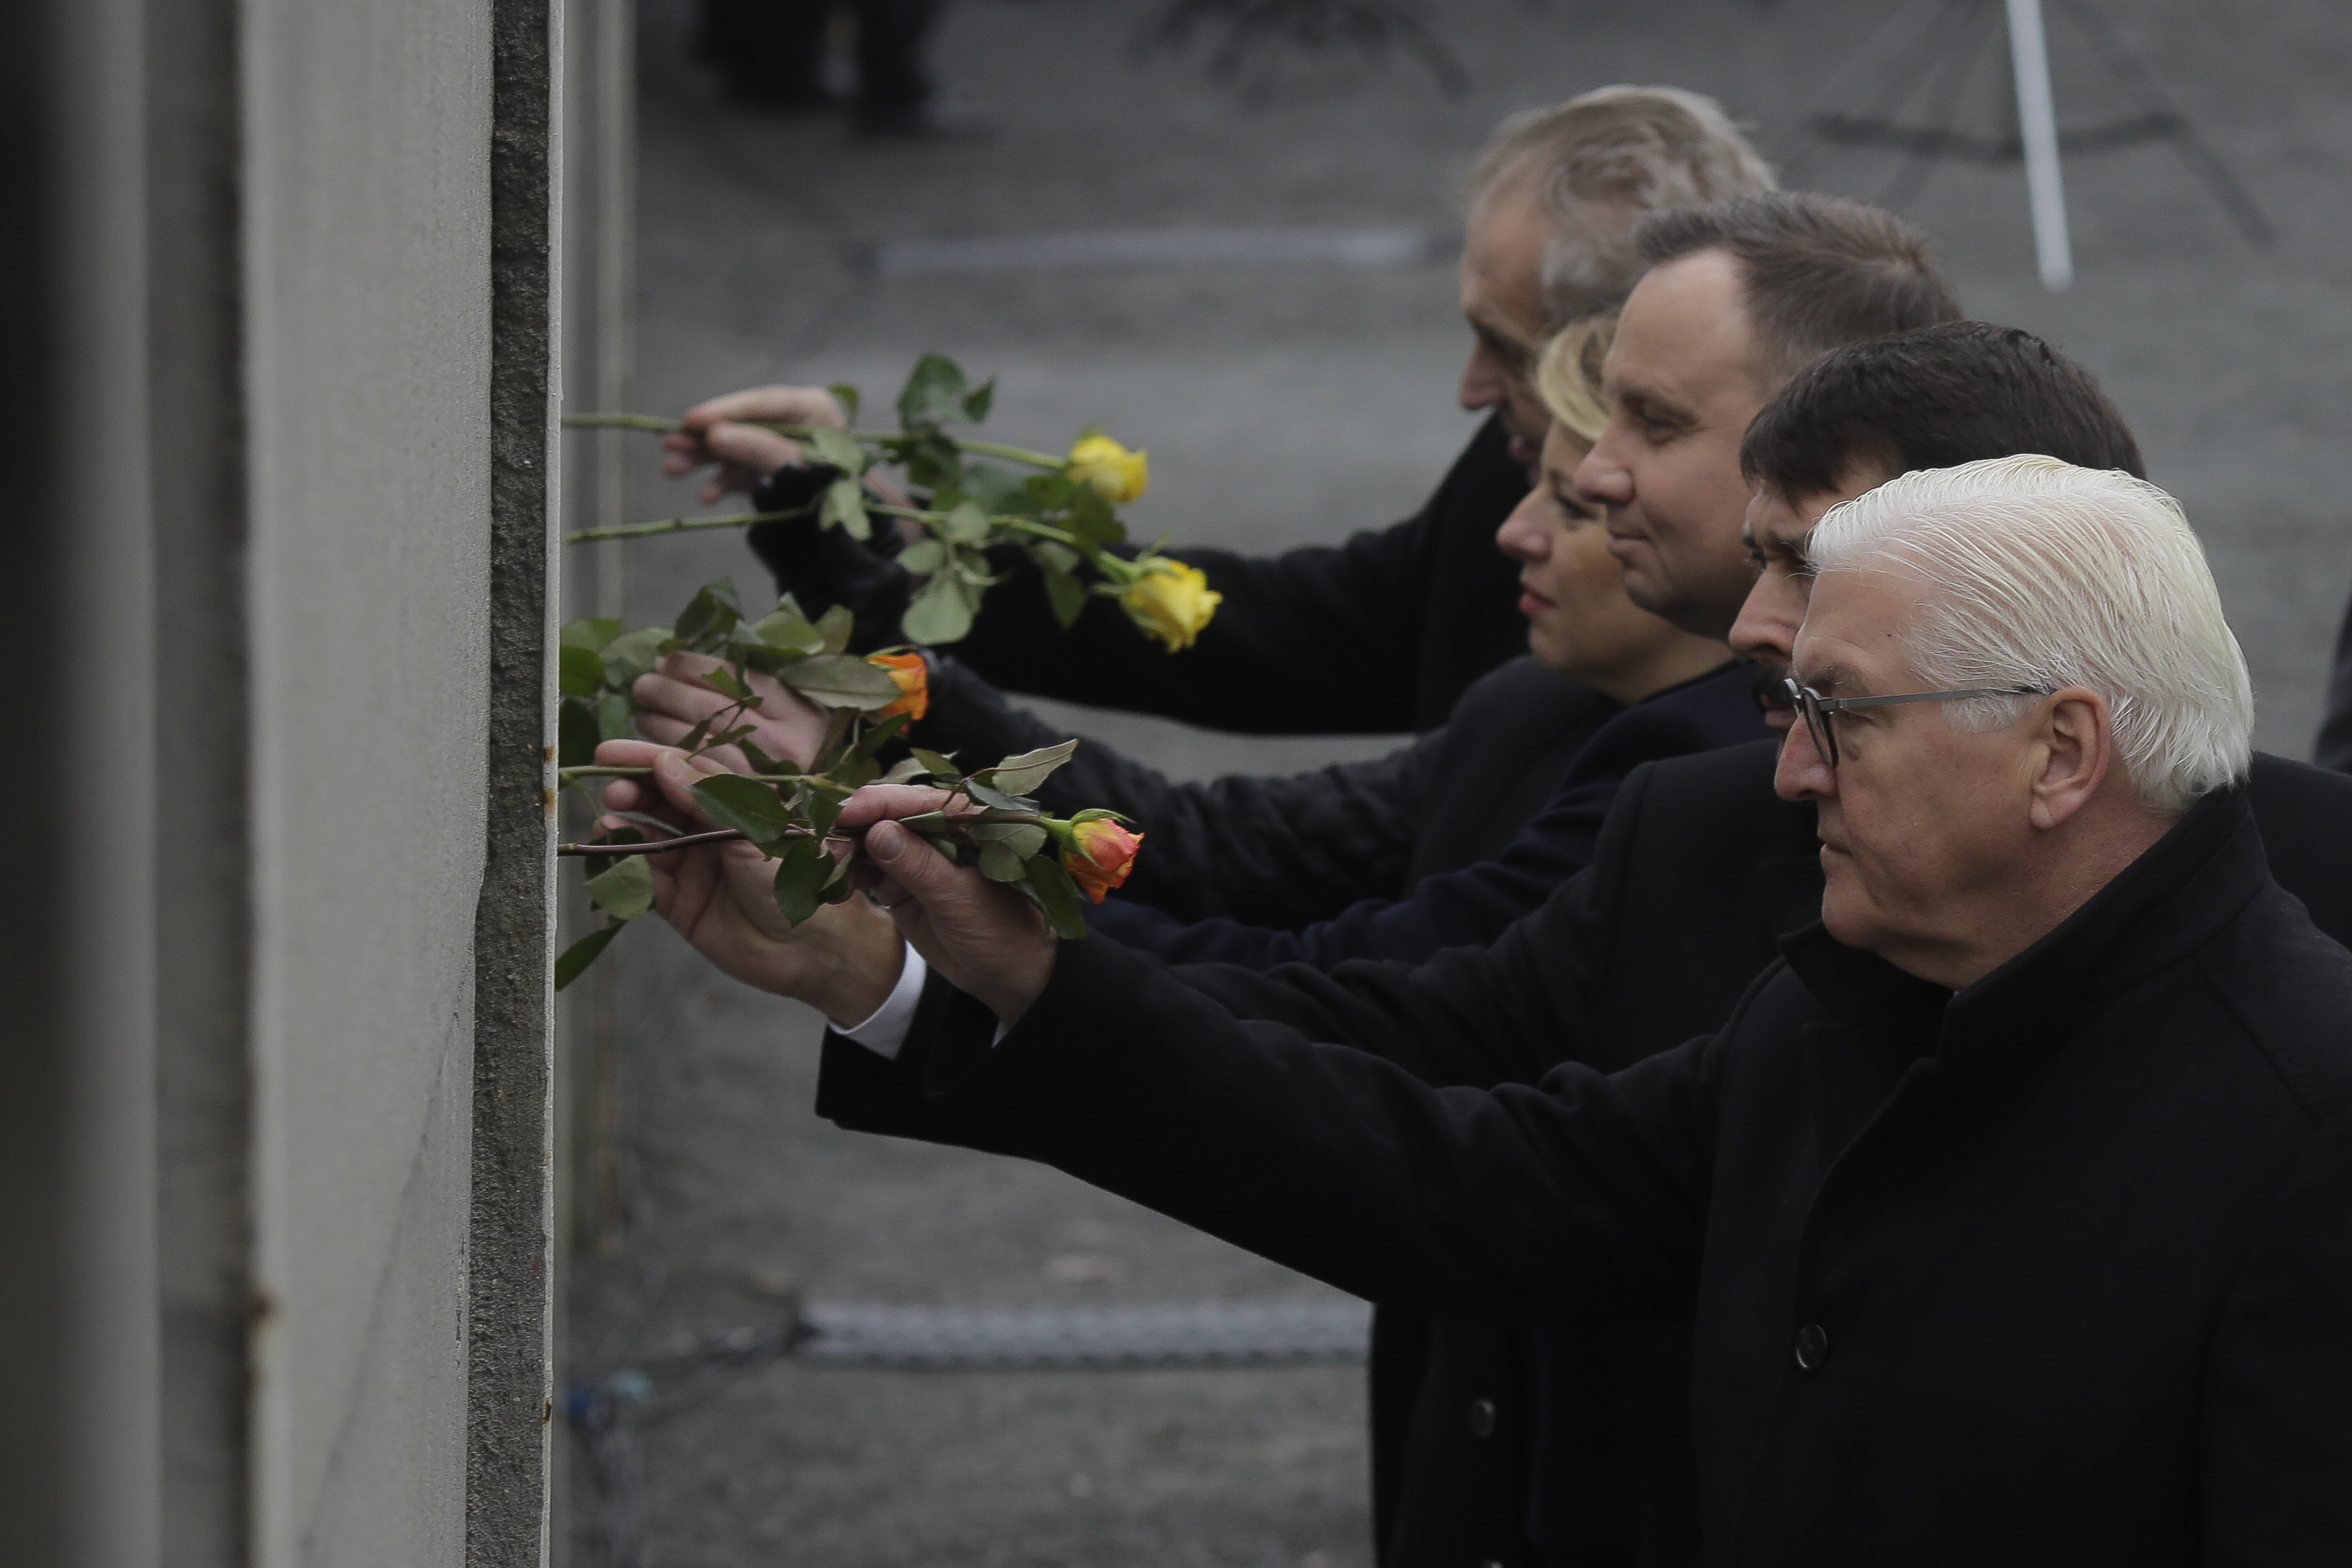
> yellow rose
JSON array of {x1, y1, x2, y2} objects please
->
[
  {"x1": 1066, "y1": 433, "x2": 1150, "y2": 505},
  {"x1": 1121, "y1": 559, "x2": 1221, "y2": 652}
]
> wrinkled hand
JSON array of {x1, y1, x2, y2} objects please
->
[
  {"x1": 592, "y1": 740, "x2": 902, "y2": 1023},
  {"x1": 629, "y1": 651, "x2": 828, "y2": 772},
  {"x1": 837, "y1": 784, "x2": 1059, "y2": 1026},
  {"x1": 662, "y1": 384, "x2": 848, "y2": 504}
]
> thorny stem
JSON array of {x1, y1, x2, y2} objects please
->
[
  {"x1": 560, "y1": 765, "x2": 653, "y2": 780},
  {"x1": 562, "y1": 413, "x2": 1065, "y2": 473},
  {"x1": 564, "y1": 507, "x2": 804, "y2": 545}
]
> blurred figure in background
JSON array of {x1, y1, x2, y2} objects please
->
[{"x1": 697, "y1": 0, "x2": 980, "y2": 139}]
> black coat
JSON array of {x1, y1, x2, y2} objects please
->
[
  {"x1": 843, "y1": 784, "x2": 2352, "y2": 1567},
  {"x1": 1087, "y1": 661, "x2": 1766, "y2": 970},
  {"x1": 910, "y1": 652, "x2": 1616, "y2": 930},
  {"x1": 820, "y1": 743, "x2": 2352, "y2": 1565},
  {"x1": 938, "y1": 416, "x2": 1533, "y2": 735},
  {"x1": 2316, "y1": 584, "x2": 2352, "y2": 773}
]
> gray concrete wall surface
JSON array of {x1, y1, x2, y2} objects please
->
[
  {"x1": 242, "y1": 0, "x2": 495, "y2": 1553},
  {"x1": 0, "y1": 0, "x2": 558, "y2": 1561},
  {"x1": 565, "y1": 1, "x2": 2352, "y2": 1563}
]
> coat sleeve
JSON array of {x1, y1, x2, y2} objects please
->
[
  {"x1": 2197, "y1": 1108, "x2": 2352, "y2": 1561},
  {"x1": 1084, "y1": 674, "x2": 1765, "y2": 971},
  {"x1": 856, "y1": 932, "x2": 1721, "y2": 1323},
  {"x1": 906, "y1": 653, "x2": 1425, "y2": 927},
  {"x1": 1152, "y1": 757, "x2": 1662, "y2": 1088},
  {"x1": 939, "y1": 419, "x2": 1524, "y2": 736}
]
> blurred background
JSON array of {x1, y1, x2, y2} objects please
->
[{"x1": 556, "y1": 1, "x2": 2352, "y2": 1561}]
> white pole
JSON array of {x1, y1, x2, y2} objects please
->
[{"x1": 2005, "y1": 0, "x2": 2073, "y2": 291}]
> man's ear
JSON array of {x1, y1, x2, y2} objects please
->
[{"x1": 2026, "y1": 687, "x2": 2113, "y2": 831}]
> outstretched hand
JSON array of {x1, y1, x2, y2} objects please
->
[
  {"x1": 630, "y1": 651, "x2": 828, "y2": 773},
  {"x1": 837, "y1": 784, "x2": 1061, "y2": 1027},
  {"x1": 662, "y1": 384, "x2": 848, "y2": 504},
  {"x1": 591, "y1": 740, "x2": 903, "y2": 1023}
]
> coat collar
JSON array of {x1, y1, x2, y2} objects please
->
[{"x1": 1780, "y1": 785, "x2": 2269, "y2": 1081}]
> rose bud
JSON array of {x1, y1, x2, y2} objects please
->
[
  {"x1": 1062, "y1": 817, "x2": 1144, "y2": 903},
  {"x1": 869, "y1": 651, "x2": 930, "y2": 721},
  {"x1": 1120, "y1": 559, "x2": 1221, "y2": 652},
  {"x1": 1066, "y1": 433, "x2": 1150, "y2": 505}
]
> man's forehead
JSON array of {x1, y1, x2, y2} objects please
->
[
  {"x1": 1792, "y1": 568, "x2": 1920, "y2": 688},
  {"x1": 1607, "y1": 251, "x2": 1756, "y2": 392}
]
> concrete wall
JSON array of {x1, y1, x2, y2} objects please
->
[{"x1": 0, "y1": 0, "x2": 556, "y2": 1561}]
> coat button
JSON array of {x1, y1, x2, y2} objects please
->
[
  {"x1": 1793, "y1": 1323, "x2": 1829, "y2": 1372},
  {"x1": 1469, "y1": 1397, "x2": 1497, "y2": 1438}
]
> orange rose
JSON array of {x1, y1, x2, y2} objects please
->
[
  {"x1": 1062, "y1": 817, "x2": 1144, "y2": 903},
  {"x1": 870, "y1": 652, "x2": 930, "y2": 721}
]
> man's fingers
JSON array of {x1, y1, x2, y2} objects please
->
[
  {"x1": 701, "y1": 422, "x2": 799, "y2": 474},
  {"x1": 683, "y1": 384, "x2": 846, "y2": 430},
  {"x1": 834, "y1": 783, "x2": 959, "y2": 832}
]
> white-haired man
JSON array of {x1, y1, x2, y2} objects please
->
[{"x1": 621, "y1": 457, "x2": 2352, "y2": 1564}]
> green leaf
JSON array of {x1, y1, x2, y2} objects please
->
[
  {"x1": 559, "y1": 696, "x2": 600, "y2": 770},
  {"x1": 896, "y1": 352, "x2": 970, "y2": 428},
  {"x1": 690, "y1": 774, "x2": 795, "y2": 845},
  {"x1": 739, "y1": 739, "x2": 799, "y2": 776},
  {"x1": 1062, "y1": 482, "x2": 1125, "y2": 548},
  {"x1": 562, "y1": 616, "x2": 623, "y2": 653},
  {"x1": 555, "y1": 924, "x2": 625, "y2": 991},
  {"x1": 780, "y1": 652, "x2": 900, "y2": 710},
  {"x1": 750, "y1": 606, "x2": 826, "y2": 656},
  {"x1": 963, "y1": 779, "x2": 1032, "y2": 814},
  {"x1": 901, "y1": 428, "x2": 964, "y2": 492},
  {"x1": 850, "y1": 710, "x2": 912, "y2": 759},
  {"x1": 586, "y1": 854, "x2": 656, "y2": 921},
  {"x1": 559, "y1": 642, "x2": 609, "y2": 697},
  {"x1": 960, "y1": 462, "x2": 1037, "y2": 516},
  {"x1": 897, "y1": 538, "x2": 947, "y2": 576},
  {"x1": 960, "y1": 379, "x2": 996, "y2": 422},
  {"x1": 1066, "y1": 807, "x2": 1133, "y2": 825},
  {"x1": 771, "y1": 837, "x2": 834, "y2": 926},
  {"x1": 803, "y1": 789, "x2": 843, "y2": 842},
  {"x1": 595, "y1": 691, "x2": 636, "y2": 743},
  {"x1": 1026, "y1": 471, "x2": 1076, "y2": 511},
  {"x1": 820, "y1": 476, "x2": 870, "y2": 540},
  {"x1": 967, "y1": 821, "x2": 1048, "y2": 858},
  {"x1": 937, "y1": 500, "x2": 992, "y2": 545},
  {"x1": 673, "y1": 578, "x2": 743, "y2": 646},
  {"x1": 1024, "y1": 855, "x2": 1091, "y2": 940},
  {"x1": 827, "y1": 382, "x2": 861, "y2": 423},
  {"x1": 601, "y1": 626, "x2": 670, "y2": 688},
  {"x1": 901, "y1": 573, "x2": 975, "y2": 645},
  {"x1": 988, "y1": 737, "x2": 1080, "y2": 796},
  {"x1": 831, "y1": 754, "x2": 880, "y2": 789},
  {"x1": 816, "y1": 605, "x2": 856, "y2": 655},
  {"x1": 804, "y1": 425, "x2": 868, "y2": 476},
  {"x1": 1042, "y1": 565, "x2": 1088, "y2": 629},
  {"x1": 911, "y1": 747, "x2": 958, "y2": 775},
  {"x1": 697, "y1": 663, "x2": 756, "y2": 704},
  {"x1": 977, "y1": 840, "x2": 1025, "y2": 882}
]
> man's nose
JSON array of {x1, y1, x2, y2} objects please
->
[
  {"x1": 1574, "y1": 432, "x2": 1633, "y2": 506},
  {"x1": 1772, "y1": 713, "x2": 1835, "y2": 803},
  {"x1": 1729, "y1": 570, "x2": 1800, "y2": 664},
  {"x1": 1460, "y1": 344, "x2": 1505, "y2": 412}
]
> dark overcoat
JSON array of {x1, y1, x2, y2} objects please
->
[
  {"x1": 841, "y1": 784, "x2": 2352, "y2": 1566},
  {"x1": 820, "y1": 744, "x2": 2352, "y2": 1565}
]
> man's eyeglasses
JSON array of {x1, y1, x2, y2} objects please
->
[{"x1": 1779, "y1": 676, "x2": 2055, "y2": 769}]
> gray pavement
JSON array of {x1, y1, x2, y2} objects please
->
[{"x1": 566, "y1": 1, "x2": 2352, "y2": 1561}]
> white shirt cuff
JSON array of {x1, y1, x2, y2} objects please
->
[{"x1": 834, "y1": 942, "x2": 927, "y2": 1059}]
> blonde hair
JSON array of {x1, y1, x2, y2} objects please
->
[
  {"x1": 1468, "y1": 85, "x2": 1776, "y2": 325},
  {"x1": 1534, "y1": 314, "x2": 1616, "y2": 445},
  {"x1": 1804, "y1": 455, "x2": 2252, "y2": 814}
]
